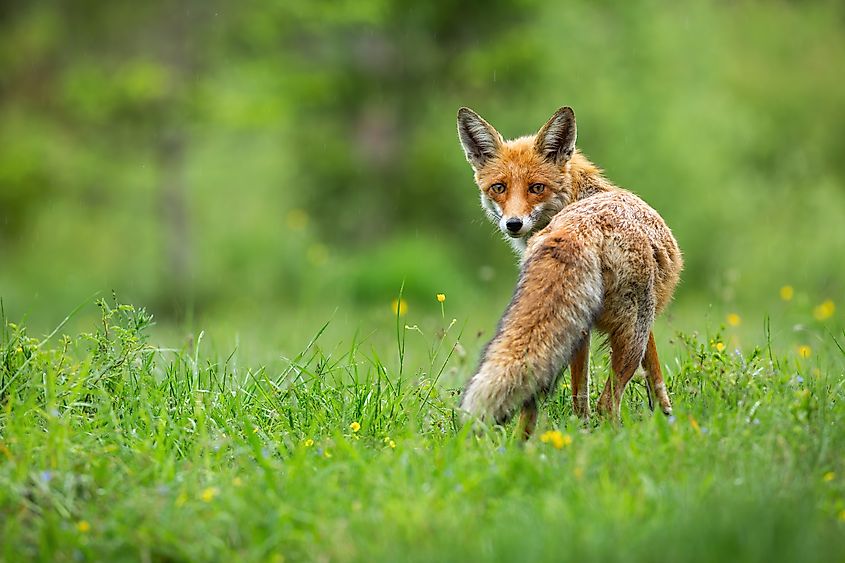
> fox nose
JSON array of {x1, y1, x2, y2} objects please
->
[{"x1": 505, "y1": 218, "x2": 523, "y2": 233}]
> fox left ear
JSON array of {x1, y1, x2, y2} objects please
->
[
  {"x1": 457, "y1": 107, "x2": 503, "y2": 171},
  {"x1": 535, "y1": 107, "x2": 577, "y2": 165}
]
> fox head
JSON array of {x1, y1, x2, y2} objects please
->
[{"x1": 457, "y1": 107, "x2": 578, "y2": 252}]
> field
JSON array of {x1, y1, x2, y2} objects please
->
[
  {"x1": 3, "y1": 1, "x2": 845, "y2": 561},
  {"x1": 1, "y1": 296, "x2": 844, "y2": 561}
]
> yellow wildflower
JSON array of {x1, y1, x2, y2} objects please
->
[
  {"x1": 798, "y1": 345, "x2": 812, "y2": 359},
  {"x1": 813, "y1": 300, "x2": 835, "y2": 321},
  {"x1": 823, "y1": 472, "x2": 835, "y2": 482},
  {"x1": 388, "y1": 440, "x2": 396, "y2": 449},
  {"x1": 304, "y1": 438, "x2": 314, "y2": 447},
  {"x1": 726, "y1": 313, "x2": 741, "y2": 327},
  {"x1": 391, "y1": 298, "x2": 408, "y2": 316},
  {"x1": 715, "y1": 342, "x2": 725, "y2": 352},
  {"x1": 436, "y1": 293, "x2": 446, "y2": 303},
  {"x1": 779, "y1": 285, "x2": 794, "y2": 301},
  {"x1": 324, "y1": 450, "x2": 332, "y2": 458},
  {"x1": 76, "y1": 520, "x2": 91, "y2": 533},
  {"x1": 350, "y1": 421, "x2": 361, "y2": 433},
  {"x1": 689, "y1": 416, "x2": 701, "y2": 434},
  {"x1": 539, "y1": 430, "x2": 571, "y2": 449},
  {"x1": 200, "y1": 487, "x2": 219, "y2": 503}
]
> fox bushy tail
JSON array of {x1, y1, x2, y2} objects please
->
[{"x1": 461, "y1": 235, "x2": 603, "y2": 424}]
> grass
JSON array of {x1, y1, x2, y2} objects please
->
[{"x1": 1, "y1": 297, "x2": 844, "y2": 562}]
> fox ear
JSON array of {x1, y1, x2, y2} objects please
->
[
  {"x1": 535, "y1": 107, "x2": 577, "y2": 165},
  {"x1": 457, "y1": 107, "x2": 503, "y2": 170}
]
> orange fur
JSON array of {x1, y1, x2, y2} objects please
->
[{"x1": 457, "y1": 107, "x2": 682, "y2": 430}]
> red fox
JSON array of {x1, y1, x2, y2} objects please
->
[{"x1": 457, "y1": 106, "x2": 682, "y2": 433}]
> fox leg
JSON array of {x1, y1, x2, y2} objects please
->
[
  {"x1": 570, "y1": 333, "x2": 591, "y2": 419},
  {"x1": 641, "y1": 331, "x2": 673, "y2": 416},
  {"x1": 516, "y1": 397, "x2": 538, "y2": 440},
  {"x1": 597, "y1": 308, "x2": 651, "y2": 420}
]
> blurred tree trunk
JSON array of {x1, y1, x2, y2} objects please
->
[
  {"x1": 157, "y1": 127, "x2": 191, "y2": 317},
  {"x1": 153, "y1": 1, "x2": 208, "y2": 320}
]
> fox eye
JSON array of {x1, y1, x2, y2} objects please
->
[
  {"x1": 489, "y1": 183, "x2": 506, "y2": 194},
  {"x1": 528, "y1": 183, "x2": 545, "y2": 195}
]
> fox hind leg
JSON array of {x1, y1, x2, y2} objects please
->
[
  {"x1": 570, "y1": 333, "x2": 591, "y2": 419},
  {"x1": 597, "y1": 297, "x2": 653, "y2": 419},
  {"x1": 516, "y1": 397, "x2": 538, "y2": 440},
  {"x1": 641, "y1": 331, "x2": 673, "y2": 416},
  {"x1": 597, "y1": 330, "x2": 647, "y2": 420}
]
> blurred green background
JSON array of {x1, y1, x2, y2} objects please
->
[{"x1": 1, "y1": 0, "x2": 843, "y2": 358}]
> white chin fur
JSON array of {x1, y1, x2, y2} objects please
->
[{"x1": 505, "y1": 234, "x2": 528, "y2": 255}]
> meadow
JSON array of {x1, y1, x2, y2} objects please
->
[
  {"x1": 1, "y1": 294, "x2": 843, "y2": 561},
  {"x1": 2, "y1": 0, "x2": 845, "y2": 560}
]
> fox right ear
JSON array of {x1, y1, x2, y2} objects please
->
[
  {"x1": 457, "y1": 107, "x2": 503, "y2": 170},
  {"x1": 535, "y1": 107, "x2": 577, "y2": 165}
]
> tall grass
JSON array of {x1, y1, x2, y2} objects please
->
[{"x1": 0, "y1": 297, "x2": 843, "y2": 561}]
